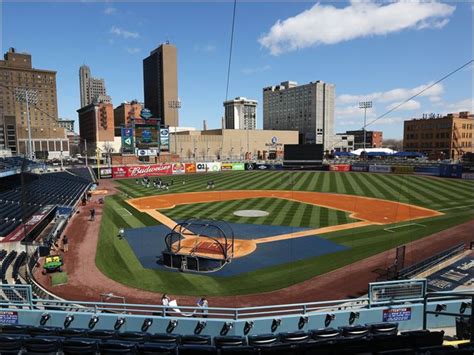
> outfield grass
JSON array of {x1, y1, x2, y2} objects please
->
[{"x1": 95, "y1": 171, "x2": 474, "y2": 296}]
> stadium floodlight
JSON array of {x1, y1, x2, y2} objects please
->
[
  {"x1": 359, "y1": 101, "x2": 373, "y2": 152},
  {"x1": 14, "y1": 88, "x2": 38, "y2": 160}
]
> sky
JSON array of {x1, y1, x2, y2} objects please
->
[{"x1": 2, "y1": 0, "x2": 473, "y2": 139}]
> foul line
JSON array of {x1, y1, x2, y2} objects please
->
[
  {"x1": 438, "y1": 204, "x2": 474, "y2": 212},
  {"x1": 384, "y1": 223, "x2": 426, "y2": 233}
]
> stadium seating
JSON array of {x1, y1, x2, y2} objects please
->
[
  {"x1": 0, "y1": 171, "x2": 90, "y2": 238},
  {"x1": 0, "y1": 326, "x2": 457, "y2": 354}
]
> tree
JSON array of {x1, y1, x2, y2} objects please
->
[{"x1": 383, "y1": 139, "x2": 403, "y2": 151}]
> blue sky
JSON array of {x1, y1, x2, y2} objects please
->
[{"x1": 2, "y1": 1, "x2": 473, "y2": 138}]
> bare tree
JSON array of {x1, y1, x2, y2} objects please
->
[{"x1": 383, "y1": 139, "x2": 403, "y2": 151}]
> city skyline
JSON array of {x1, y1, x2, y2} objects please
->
[{"x1": 2, "y1": 1, "x2": 473, "y2": 139}]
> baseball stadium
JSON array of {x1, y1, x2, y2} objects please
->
[{"x1": 0, "y1": 156, "x2": 473, "y2": 354}]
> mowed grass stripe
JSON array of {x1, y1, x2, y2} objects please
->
[
  {"x1": 338, "y1": 172, "x2": 361, "y2": 195},
  {"x1": 333, "y1": 171, "x2": 349, "y2": 194},
  {"x1": 349, "y1": 172, "x2": 380, "y2": 198},
  {"x1": 362, "y1": 173, "x2": 410, "y2": 204},
  {"x1": 321, "y1": 172, "x2": 332, "y2": 192},
  {"x1": 297, "y1": 172, "x2": 315, "y2": 191},
  {"x1": 329, "y1": 172, "x2": 339, "y2": 193},
  {"x1": 407, "y1": 175, "x2": 474, "y2": 198}
]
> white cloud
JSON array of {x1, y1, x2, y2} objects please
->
[
  {"x1": 337, "y1": 82, "x2": 443, "y2": 105},
  {"x1": 110, "y1": 26, "x2": 140, "y2": 39},
  {"x1": 241, "y1": 65, "x2": 271, "y2": 75},
  {"x1": 446, "y1": 98, "x2": 474, "y2": 113},
  {"x1": 429, "y1": 96, "x2": 442, "y2": 103},
  {"x1": 386, "y1": 99, "x2": 421, "y2": 111},
  {"x1": 259, "y1": 1, "x2": 455, "y2": 55},
  {"x1": 125, "y1": 47, "x2": 141, "y2": 54},
  {"x1": 104, "y1": 7, "x2": 117, "y2": 15}
]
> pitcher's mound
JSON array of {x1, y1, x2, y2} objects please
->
[{"x1": 233, "y1": 210, "x2": 269, "y2": 217}]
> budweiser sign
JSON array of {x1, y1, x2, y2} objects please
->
[{"x1": 127, "y1": 164, "x2": 173, "y2": 177}]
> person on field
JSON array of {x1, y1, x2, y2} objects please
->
[{"x1": 62, "y1": 235, "x2": 69, "y2": 252}]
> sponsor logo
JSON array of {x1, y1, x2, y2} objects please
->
[
  {"x1": 128, "y1": 164, "x2": 172, "y2": 177},
  {"x1": 271, "y1": 136, "x2": 278, "y2": 144},
  {"x1": 257, "y1": 165, "x2": 267, "y2": 170}
]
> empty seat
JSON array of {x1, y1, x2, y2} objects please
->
[
  {"x1": 57, "y1": 328, "x2": 87, "y2": 338},
  {"x1": 86, "y1": 329, "x2": 117, "y2": 340},
  {"x1": 61, "y1": 338, "x2": 98, "y2": 355},
  {"x1": 214, "y1": 335, "x2": 247, "y2": 348},
  {"x1": 24, "y1": 336, "x2": 61, "y2": 354},
  {"x1": 220, "y1": 345, "x2": 260, "y2": 354},
  {"x1": 0, "y1": 334, "x2": 24, "y2": 353},
  {"x1": 178, "y1": 344, "x2": 217, "y2": 355},
  {"x1": 28, "y1": 326, "x2": 60, "y2": 337},
  {"x1": 0, "y1": 324, "x2": 30, "y2": 334},
  {"x1": 248, "y1": 333, "x2": 278, "y2": 346},
  {"x1": 368, "y1": 322, "x2": 398, "y2": 335},
  {"x1": 339, "y1": 325, "x2": 370, "y2": 338},
  {"x1": 309, "y1": 327, "x2": 341, "y2": 340},
  {"x1": 259, "y1": 343, "x2": 299, "y2": 354},
  {"x1": 137, "y1": 343, "x2": 177, "y2": 355},
  {"x1": 117, "y1": 331, "x2": 149, "y2": 342},
  {"x1": 401, "y1": 330, "x2": 444, "y2": 348},
  {"x1": 279, "y1": 331, "x2": 309, "y2": 343},
  {"x1": 98, "y1": 340, "x2": 137, "y2": 354},
  {"x1": 149, "y1": 333, "x2": 181, "y2": 344},
  {"x1": 181, "y1": 334, "x2": 211, "y2": 345}
]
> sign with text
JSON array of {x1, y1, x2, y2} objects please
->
[
  {"x1": 382, "y1": 307, "x2": 412, "y2": 322},
  {"x1": 196, "y1": 162, "x2": 207, "y2": 172},
  {"x1": 329, "y1": 164, "x2": 351, "y2": 172},
  {"x1": 121, "y1": 128, "x2": 134, "y2": 153},
  {"x1": 185, "y1": 163, "x2": 196, "y2": 174},
  {"x1": 160, "y1": 128, "x2": 170, "y2": 152},
  {"x1": 99, "y1": 167, "x2": 112, "y2": 179},
  {"x1": 172, "y1": 163, "x2": 186, "y2": 175},
  {"x1": 369, "y1": 165, "x2": 392, "y2": 173},
  {"x1": 0, "y1": 311, "x2": 18, "y2": 324}
]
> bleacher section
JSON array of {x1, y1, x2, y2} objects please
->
[
  {"x1": 0, "y1": 157, "x2": 39, "y2": 178},
  {"x1": 0, "y1": 324, "x2": 465, "y2": 354},
  {"x1": 67, "y1": 167, "x2": 96, "y2": 183},
  {"x1": 0, "y1": 171, "x2": 90, "y2": 238}
]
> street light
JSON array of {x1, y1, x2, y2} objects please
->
[
  {"x1": 359, "y1": 101, "x2": 373, "y2": 152},
  {"x1": 14, "y1": 88, "x2": 38, "y2": 160}
]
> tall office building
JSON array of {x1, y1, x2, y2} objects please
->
[
  {"x1": 79, "y1": 65, "x2": 110, "y2": 107},
  {"x1": 143, "y1": 42, "x2": 179, "y2": 127},
  {"x1": 0, "y1": 47, "x2": 68, "y2": 156},
  {"x1": 263, "y1": 80, "x2": 335, "y2": 149},
  {"x1": 223, "y1": 97, "x2": 257, "y2": 130}
]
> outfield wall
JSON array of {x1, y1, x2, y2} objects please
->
[{"x1": 95, "y1": 161, "x2": 472, "y2": 180}]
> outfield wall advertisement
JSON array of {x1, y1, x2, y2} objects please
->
[
  {"x1": 112, "y1": 164, "x2": 173, "y2": 178},
  {"x1": 391, "y1": 166, "x2": 414, "y2": 174},
  {"x1": 329, "y1": 164, "x2": 351, "y2": 172},
  {"x1": 369, "y1": 165, "x2": 392, "y2": 173}
]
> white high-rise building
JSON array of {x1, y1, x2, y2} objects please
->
[
  {"x1": 223, "y1": 97, "x2": 257, "y2": 130},
  {"x1": 263, "y1": 80, "x2": 335, "y2": 149},
  {"x1": 79, "y1": 65, "x2": 110, "y2": 108}
]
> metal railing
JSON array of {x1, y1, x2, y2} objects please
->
[{"x1": 423, "y1": 291, "x2": 474, "y2": 341}]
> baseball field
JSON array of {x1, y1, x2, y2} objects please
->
[{"x1": 95, "y1": 170, "x2": 474, "y2": 296}]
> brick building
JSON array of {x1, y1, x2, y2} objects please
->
[
  {"x1": 77, "y1": 102, "x2": 115, "y2": 153},
  {"x1": 403, "y1": 112, "x2": 473, "y2": 160}
]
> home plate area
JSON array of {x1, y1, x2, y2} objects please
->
[{"x1": 123, "y1": 222, "x2": 348, "y2": 277}]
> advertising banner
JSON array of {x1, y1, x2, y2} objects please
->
[
  {"x1": 206, "y1": 162, "x2": 221, "y2": 172},
  {"x1": 196, "y1": 162, "x2": 207, "y2": 172},
  {"x1": 172, "y1": 163, "x2": 186, "y2": 175},
  {"x1": 231, "y1": 163, "x2": 245, "y2": 171},
  {"x1": 351, "y1": 165, "x2": 369, "y2": 172},
  {"x1": 127, "y1": 164, "x2": 173, "y2": 178},
  {"x1": 0, "y1": 311, "x2": 18, "y2": 325},
  {"x1": 221, "y1": 163, "x2": 233, "y2": 171},
  {"x1": 254, "y1": 163, "x2": 284, "y2": 170},
  {"x1": 329, "y1": 164, "x2": 351, "y2": 172},
  {"x1": 160, "y1": 128, "x2": 170, "y2": 152},
  {"x1": 391, "y1": 166, "x2": 414, "y2": 174},
  {"x1": 413, "y1": 166, "x2": 440, "y2": 176},
  {"x1": 368, "y1": 165, "x2": 392, "y2": 173},
  {"x1": 185, "y1": 163, "x2": 196, "y2": 174},
  {"x1": 112, "y1": 166, "x2": 128, "y2": 179},
  {"x1": 245, "y1": 163, "x2": 256, "y2": 170},
  {"x1": 382, "y1": 307, "x2": 412, "y2": 322},
  {"x1": 136, "y1": 148, "x2": 158, "y2": 157},
  {"x1": 462, "y1": 173, "x2": 474, "y2": 180},
  {"x1": 99, "y1": 167, "x2": 112, "y2": 179},
  {"x1": 121, "y1": 128, "x2": 134, "y2": 153}
]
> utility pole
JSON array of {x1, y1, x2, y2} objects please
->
[
  {"x1": 359, "y1": 101, "x2": 373, "y2": 152},
  {"x1": 14, "y1": 88, "x2": 38, "y2": 160},
  {"x1": 84, "y1": 139, "x2": 88, "y2": 167}
]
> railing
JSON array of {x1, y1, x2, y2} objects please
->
[
  {"x1": 368, "y1": 279, "x2": 427, "y2": 306},
  {"x1": 397, "y1": 243, "x2": 466, "y2": 279},
  {"x1": 423, "y1": 291, "x2": 474, "y2": 341}
]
